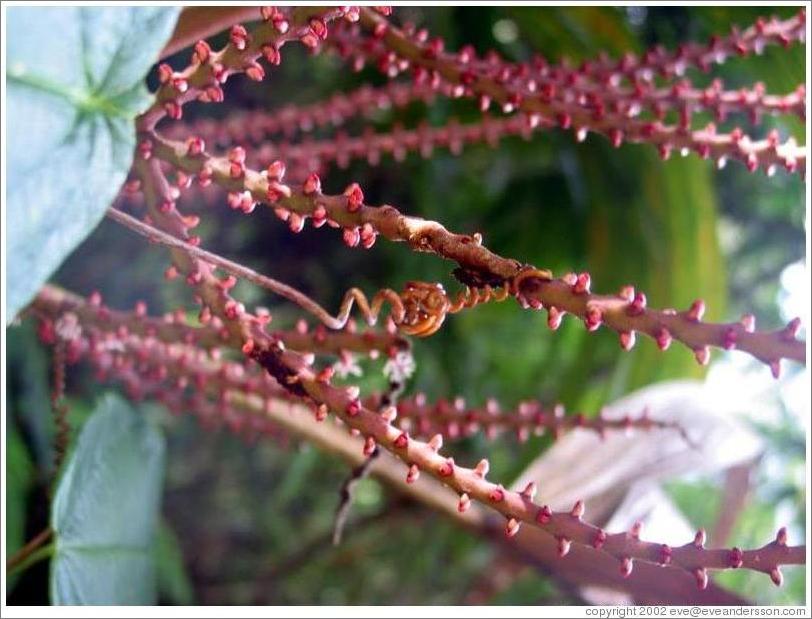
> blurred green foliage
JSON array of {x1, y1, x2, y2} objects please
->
[{"x1": 5, "y1": 6, "x2": 805, "y2": 605}]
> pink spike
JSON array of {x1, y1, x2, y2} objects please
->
[
  {"x1": 630, "y1": 520, "x2": 643, "y2": 539},
  {"x1": 474, "y1": 458, "x2": 490, "y2": 478},
  {"x1": 618, "y1": 285, "x2": 636, "y2": 302},
  {"x1": 570, "y1": 500, "x2": 585, "y2": 519},
  {"x1": 728, "y1": 547, "x2": 744, "y2": 568},
  {"x1": 428, "y1": 433, "x2": 443, "y2": 452},
  {"x1": 770, "y1": 567, "x2": 783, "y2": 587},
  {"x1": 694, "y1": 568, "x2": 709, "y2": 590},
  {"x1": 686, "y1": 299, "x2": 706, "y2": 322},
  {"x1": 520, "y1": 481, "x2": 537, "y2": 500},
  {"x1": 619, "y1": 330, "x2": 636, "y2": 351},
  {"x1": 694, "y1": 528, "x2": 707, "y2": 548},
  {"x1": 437, "y1": 457, "x2": 455, "y2": 477},
  {"x1": 303, "y1": 172, "x2": 322, "y2": 195},
  {"x1": 344, "y1": 182, "x2": 364, "y2": 212},
  {"x1": 784, "y1": 317, "x2": 801, "y2": 339},
  {"x1": 557, "y1": 537, "x2": 572, "y2": 557},
  {"x1": 363, "y1": 435, "x2": 376, "y2": 456},
  {"x1": 488, "y1": 486, "x2": 505, "y2": 503},
  {"x1": 740, "y1": 313, "x2": 756, "y2": 332},
  {"x1": 505, "y1": 518, "x2": 521, "y2": 538},
  {"x1": 573, "y1": 272, "x2": 591, "y2": 294},
  {"x1": 592, "y1": 529, "x2": 607, "y2": 550},
  {"x1": 406, "y1": 463, "x2": 420, "y2": 484},
  {"x1": 457, "y1": 493, "x2": 471, "y2": 513},
  {"x1": 769, "y1": 360, "x2": 782, "y2": 379},
  {"x1": 547, "y1": 306, "x2": 563, "y2": 330},
  {"x1": 655, "y1": 327, "x2": 672, "y2": 351},
  {"x1": 775, "y1": 527, "x2": 788, "y2": 546},
  {"x1": 628, "y1": 292, "x2": 647, "y2": 316},
  {"x1": 659, "y1": 544, "x2": 673, "y2": 566},
  {"x1": 584, "y1": 307, "x2": 602, "y2": 332},
  {"x1": 694, "y1": 346, "x2": 711, "y2": 366},
  {"x1": 620, "y1": 556, "x2": 633, "y2": 578},
  {"x1": 536, "y1": 505, "x2": 553, "y2": 525}
]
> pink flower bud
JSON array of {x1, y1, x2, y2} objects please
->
[
  {"x1": 262, "y1": 44, "x2": 281, "y2": 65},
  {"x1": 536, "y1": 505, "x2": 552, "y2": 524},
  {"x1": 245, "y1": 60, "x2": 265, "y2": 82},
  {"x1": 186, "y1": 136, "x2": 205, "y2": 156},
  {"x1": 437, "y1": 457, "x2": 455, "y2": 477},
  {"x1": 488, "y1": 486, "x2": 505, "y2": 503},
  {"x1": 584, "y1": 307, "x2": 602, "y2": 332},
  {"x1": 304, "y1": 172, "x2": 322, "y2": 195},
  {"x1": 457, "y1": 493, "x2": 471, "y2": 513},
  {"x1": 686, "y1": 299, "x2": 706, "y2": 322},
  {"x1": 193, "y1": 40, "x2": 211, "y2": 64},
  {"x1": 655, "y1": 327, "x2": 672, "y2": 351},
  {"x1": 267, "y1": 159, "x2": 286, "y2": 180},
  {"x1": 547, "y1": 306, "x2": 563, "y2": 330},
  {"x1": 343, "y1": 227, "x2": 361, "y2": 247},
  {"x1": 619, "y1": 331, "x2": 636, "y2": 350},
  {"x1": 346, "y1": 399, "x2": 361, "y2": 417},
  {"x1": 628, "y1": 292, "x2": 647, "y2": 315},
  {"x1": 230, "y1": 25, "x2": 249, "y2": 51},
  {"x1": 157, "y1": 63, "x2": 173, "y2": 84},
  {"x1": 344, "y1": 182, "x2": 364, "y2": 212},
  {"x1": 728, "y1": 547, "x2": 744, "y2": 568},
  {"x1": 406, "y1": 463, "x2": 420, "y2": 484},
  {"x1": 505, "y1": 518, "x2": 521, "y2": 538},
  {"x1": 620, "y1": 557, "x2": 633, "y2": 578}
]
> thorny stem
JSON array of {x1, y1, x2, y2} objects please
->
[
  {"x1": 127, "y1": 140, "x2": 804, "y2": 587},
  {"x1": 147, "y1": 133, "x2": 806, "y2": 374},
  {"x1": 35, "y1": 279, "x2": 805, "y2": 587},
  {"x1": 50, "y1": 340, "x2": 70, "y2": 493},
  {"x1": 31, "y1": 284, "x2": 409, "y2": 358},
  {"x1": 29, "y1": 296, "x2": 691, "y2": 447},
  {"x1": 138, "y1": 6, "x2": 352, "y2": 132},
  {"x1": 352, "y1": 8, "x2": 806, "y2": 176}
]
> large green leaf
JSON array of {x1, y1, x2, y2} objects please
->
[
  {"x1": 51, "y1": 393, "x2": 166, "y2": 605},
  {"x1": 5, "y1": 7, "x2": 180, "y2": 323}
]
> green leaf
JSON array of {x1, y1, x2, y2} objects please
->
[
  {"x1": 154, "y1": 520, "x2": 194, "y2": 605},
  {"x1": 5, "y1": 6, "x2": 180, "y2": 323},
  {"x1": 51, "y1": 393, "x2": 166, "y2": 605},
  {"x1": 5, "y1": 419, "x2": 35, "y2": 592}
]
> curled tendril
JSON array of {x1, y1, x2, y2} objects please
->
[{"x1": 332, "y1": 281, "x2": 512, "y2": 337}]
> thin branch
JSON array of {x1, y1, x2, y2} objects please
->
[{"x1": 6, "y1": 528, "x2": 54, "y2": 573}]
